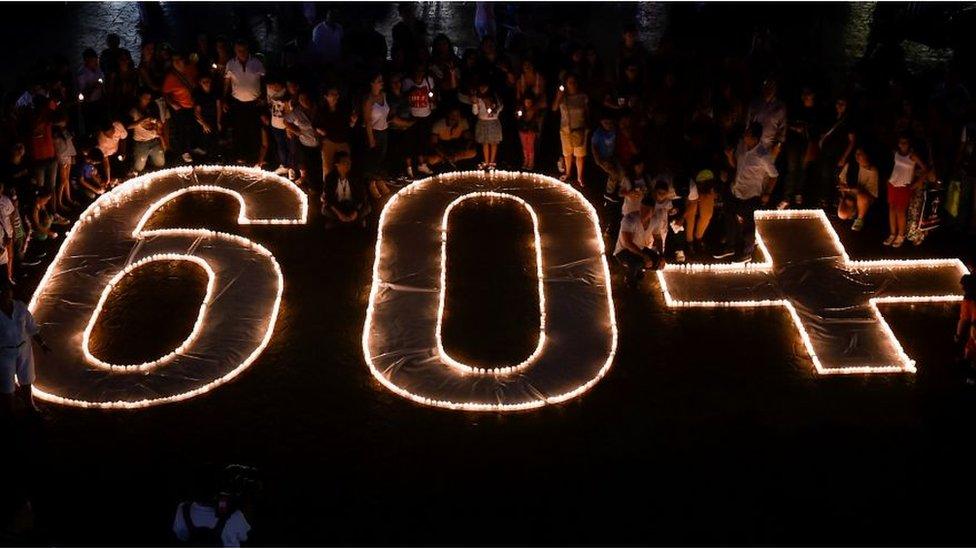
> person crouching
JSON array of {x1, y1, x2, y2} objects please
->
[
  {"x1": 320, "y1": 152, "x2": 371, "y2": 229},
  {"x1": 614, "y1": 193, "x2": 667, "y2": 288}
]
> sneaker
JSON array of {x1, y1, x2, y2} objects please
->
[
  {"x1": 182, "y1": 152, "x2": 194, "y2": 163},
  {"x1": 712, "y1": 248, "x2": 735, "y2": 259},
  {"x1": 852, "y1": 217, "x2": 865, "y2": 231},
  {"x1": 882, "y1": 234, "x2": 896, "y2": 246},
  {"x1": 675, "y1": 250, "x2": 686, "y2": 263},
  {"x1": 776, "y1": 199, "x2": 789, "y2": 210},
  {"x1": 274, "y1": 164, "x2": 289, "y2": 175},
  {"x1": 892, "y1": 235, "x2": 905, "y2": 248},
  {"x1": 287, "y1": 168, "x2": 296, "y2": 181},
  {"x1": 417, "y1": 163, "x2": 433, "y2": 175},
  {"x1": 557, "y1": 157, "x2": 566, "y2": 174}
]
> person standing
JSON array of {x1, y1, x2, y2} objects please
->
[
  {"x1": 552, "y1": 74, "x2": 589, "y2": 188},
  {"x1": 163, "y1": 52, "x2": 198, "y2": 163},
  {"x1": 223, "y1": 40, "x2": 266, "y2": 165},
  {"x1": 0, "y1": 277, "x2": 50, "y2": 418},
  {"x1": 363, "y1": 73, "x2": 391, "y2": 178},
  {"x1": 715, "y1": 122, "x2": 779, "y2": 262},
  {"x1": 885, "y1": 134, "x2": 927, "y2": 248}
]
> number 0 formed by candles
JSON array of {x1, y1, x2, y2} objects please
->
[
  {"x1": 29, "y1": 166, "x2": 307, "y2": 408},
  {"x1": 363, "y1": 171, "x2": 618, "y2": 411}
]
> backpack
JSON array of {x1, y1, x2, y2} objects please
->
[{"x1": 180, "y1": 502, "x2": 229, "y2": 548}]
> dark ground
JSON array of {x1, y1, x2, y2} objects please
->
[
  {"x1": 7, "y1": 180, "x2": 976, "y2": 546},
  {"x1": 4, "y1": 2, "x2": 976, "y2": 546}
]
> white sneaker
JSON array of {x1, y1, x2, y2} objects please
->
[
  {"x1": 274, "y1": 165, "x2": 289, "y2": 175},
  {"x1": 287, "y1": 168, "x2": 296, "y2": 181},
  {"x1": 675, "y1": 250, "x2": 686, "y2": 263},
  {"x1": 776, "y1": 200, "x2": 789, "y2": 210},
  {"x1": 417, "y1": 163, "x2": 433, "y2": 175},
  {"x1": 182, "y1": 152, "x2": 193, "y2": 163}
]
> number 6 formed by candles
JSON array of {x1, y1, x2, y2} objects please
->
[
  {"x1": 363, "y1": 171, "x2": 618, "y2": 411},
  {"x1": 29, "y1": 166, "x2": 307, "y2": 408}
]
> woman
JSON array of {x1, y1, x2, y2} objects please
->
[
  {"x1": 552, "y1": 74, "x2": 589, "y2": 187},
  {"x1": 885, "y1": 134, "x2": 926, "y2": 248},
  {"x1": 106, "y1": 50, "x2": 140, "y2": 118},
  {"x1": 429, "y1": 34, "x2": 460, "y2": 100},
  {"x1": 516, "y1": 59, "x2": 547, "y2": 109},
  {"x1": 683, "y1": 169, "x2": 717, "y2": 257},
  {"x1": 283, "y1": 91, "x2": 320, "y2": 187},
  {"x1": 836, "y1": 147, "x2": 879, "y2": 231},
  {"x1": 362, "y1": 73, "x2": 390, "y2": 178},
  {"x1": 472, "y1": 80, "x2": 503, "y2": 168}
]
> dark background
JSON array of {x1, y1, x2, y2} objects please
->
[{"x1": 3, "y1": 1, "x2": 976, "y2": 546}]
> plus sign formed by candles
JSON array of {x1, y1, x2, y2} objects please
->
[{"x1": 658, "y1": 210, "x2": 969, "y2": 374}]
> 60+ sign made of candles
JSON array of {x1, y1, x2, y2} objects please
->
[{"x1": 27, "y1": 168, "x2": 969, "y2": 410}]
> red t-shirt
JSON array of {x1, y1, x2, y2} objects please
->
[
  {"x1": 29, "y1": 101, "x2": 56, "y2": 161},
  {"x1": 163, "y1": 68, "x2": 198, "y2": 110}
]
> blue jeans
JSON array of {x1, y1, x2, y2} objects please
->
[
  {"x1": 270, "y1": 127, "x2": 294, "y2": 169},
  {"x1": 132, "y1": 138, "x2": 165, "y2": 173}
]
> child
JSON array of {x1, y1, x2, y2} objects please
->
[
  {"x1": 885, "y1": 134, "x2": 926, "y2": 248},
  {"x1": 647, "y1": 178, "x2": 677, "y2": 255},
  {"x1": 471, "y1": 80, "x2": 503, "y2": 168},
  {"x1": 78, "y1": 148, "x2": 108, "y2": 198},
  {"x1": 265, "y1": 76, "x2": 292, "y2": 177},
  {"x1": 517, "y1": 91, "x2": 542, "y2": 171},
  {"x1": 836, "y1": 147, "x2": 879, "y2": 231},
  {"x1": 193, "y1": 73, "x2": 222, "y2": 160}
]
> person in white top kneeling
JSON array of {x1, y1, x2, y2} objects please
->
[
  {"x1": 0, "y1": 277, "x2": 50, "y2": 418},
  {"x1": 614, "y1": 192, "x2": 667, "y2": 288}
]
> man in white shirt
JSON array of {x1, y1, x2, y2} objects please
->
[
  {"x1": 173, "y1": 501, "x2": 251, "y2": 547},
  {"x1": 746, "y1": 78, "x2": 787, "y2": 153},
  {"x1": 614, "y1": 195, "x2": 666, "y2": 288},
  {"x1": 0, "y1": 277, "x2": 49, "y2": 418},
  {"x1": 715, "y1": 122, "x2": 779, "y2": 263},
  {"x1": 224, "y1": 40, "x2": 266, "y2": 164}
]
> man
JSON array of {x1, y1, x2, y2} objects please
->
[
  {"x1": 321, "y1": 152, "x2": 370, "y2": 229},
  {"x1": 76, "y1": 48, "x2": 105, "y2": 104},
  {"x1": 223, "y1": 40, "x2": 266, "y2": 164},
  {"x1": 163, "y1": 52, "x2": 199, "y2": 163},
  {"x1": 0, "y1": 277, "x2": 50, "y2": 418},
  {"x1": 715, "y1": 122, "x2": 779, "y2": 263},
  {"x1": 100, "y1": 33, "x2": 130, "y2": 77},
  {"x1": 746, "y1": 78, "x2": 787, "y2": 154},
  {"x1": 426, "y1": 107, "x2": 477, "y2": 169},
  {"x1": 614, "y1": 193, "x2": 666, "y2": 288},
  {"x1": 310, "y1": 9, "x2": 343, "y2": 66}
]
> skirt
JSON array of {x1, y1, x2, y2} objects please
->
[{"x1": 475, "y1": 119, "x2": 503, "y2": 145}]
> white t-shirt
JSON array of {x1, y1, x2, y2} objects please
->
[
  {"x1": 618, "y1": 175, "x2": 646, "y2": 215},
  {"x1": 404, "y1": 76, "x2": 435, "y2": 118},
  {"x1": 225, "y1": 57, "x2": 266, "y2": 102},
  {"x1": 267, "y1": 89, "x2": 288, "y2": 130},
  {"x1": 97, "y1": 122, "x2": 129, "y2": 158},
  {"x1": 733, "y1": 142, "x2": 778, "y2": 200},
  {"x1": 0, "y1": 194, "x2": 15, "y2": 265},
  {"x1": 0, "y1": 300, "x2": 38, "y2": 347},
  {"x1": 172, "y1": 502, "x2": 250, "y2": 548},
  {"x1": 614, "y1": 210, "x2": 652, "y2": 255}
]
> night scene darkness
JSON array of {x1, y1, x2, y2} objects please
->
[{"x1": 2, "y1": 1, "x2": 976, "y2": 547}]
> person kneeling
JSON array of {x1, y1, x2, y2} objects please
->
[
  {"x1": 320, "y1": 152, "x2": 371, "y2": 229},
  {"x1": 614, "y1": 194, "x2": 667, "y2": 288}
]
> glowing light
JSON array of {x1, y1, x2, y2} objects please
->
[
  {"x1": 212, "y1": 63, "x2": 218, "y2": 69},
  {"x1": 428, "y1": 91, "x2": 434, "y2": 98},
  {"x1": 78, "y1": 93, "x2": 85, "y2": 101},
  {"x1": 29, "y1": 165, "x2": 307, "y2": 408},
  {"x1": 363, "y1": 170, "x2": 618, "y2": 411},
  {"x1": 559, "y1": 85, "x2": 565, "y2": 92},
  {"x1": 659, "y1": 209, "x2": 968, "y2": 374}
]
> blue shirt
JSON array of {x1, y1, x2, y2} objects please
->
[{"x1": 591, "y1": 128, "x2": 617, "y2": 159}]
